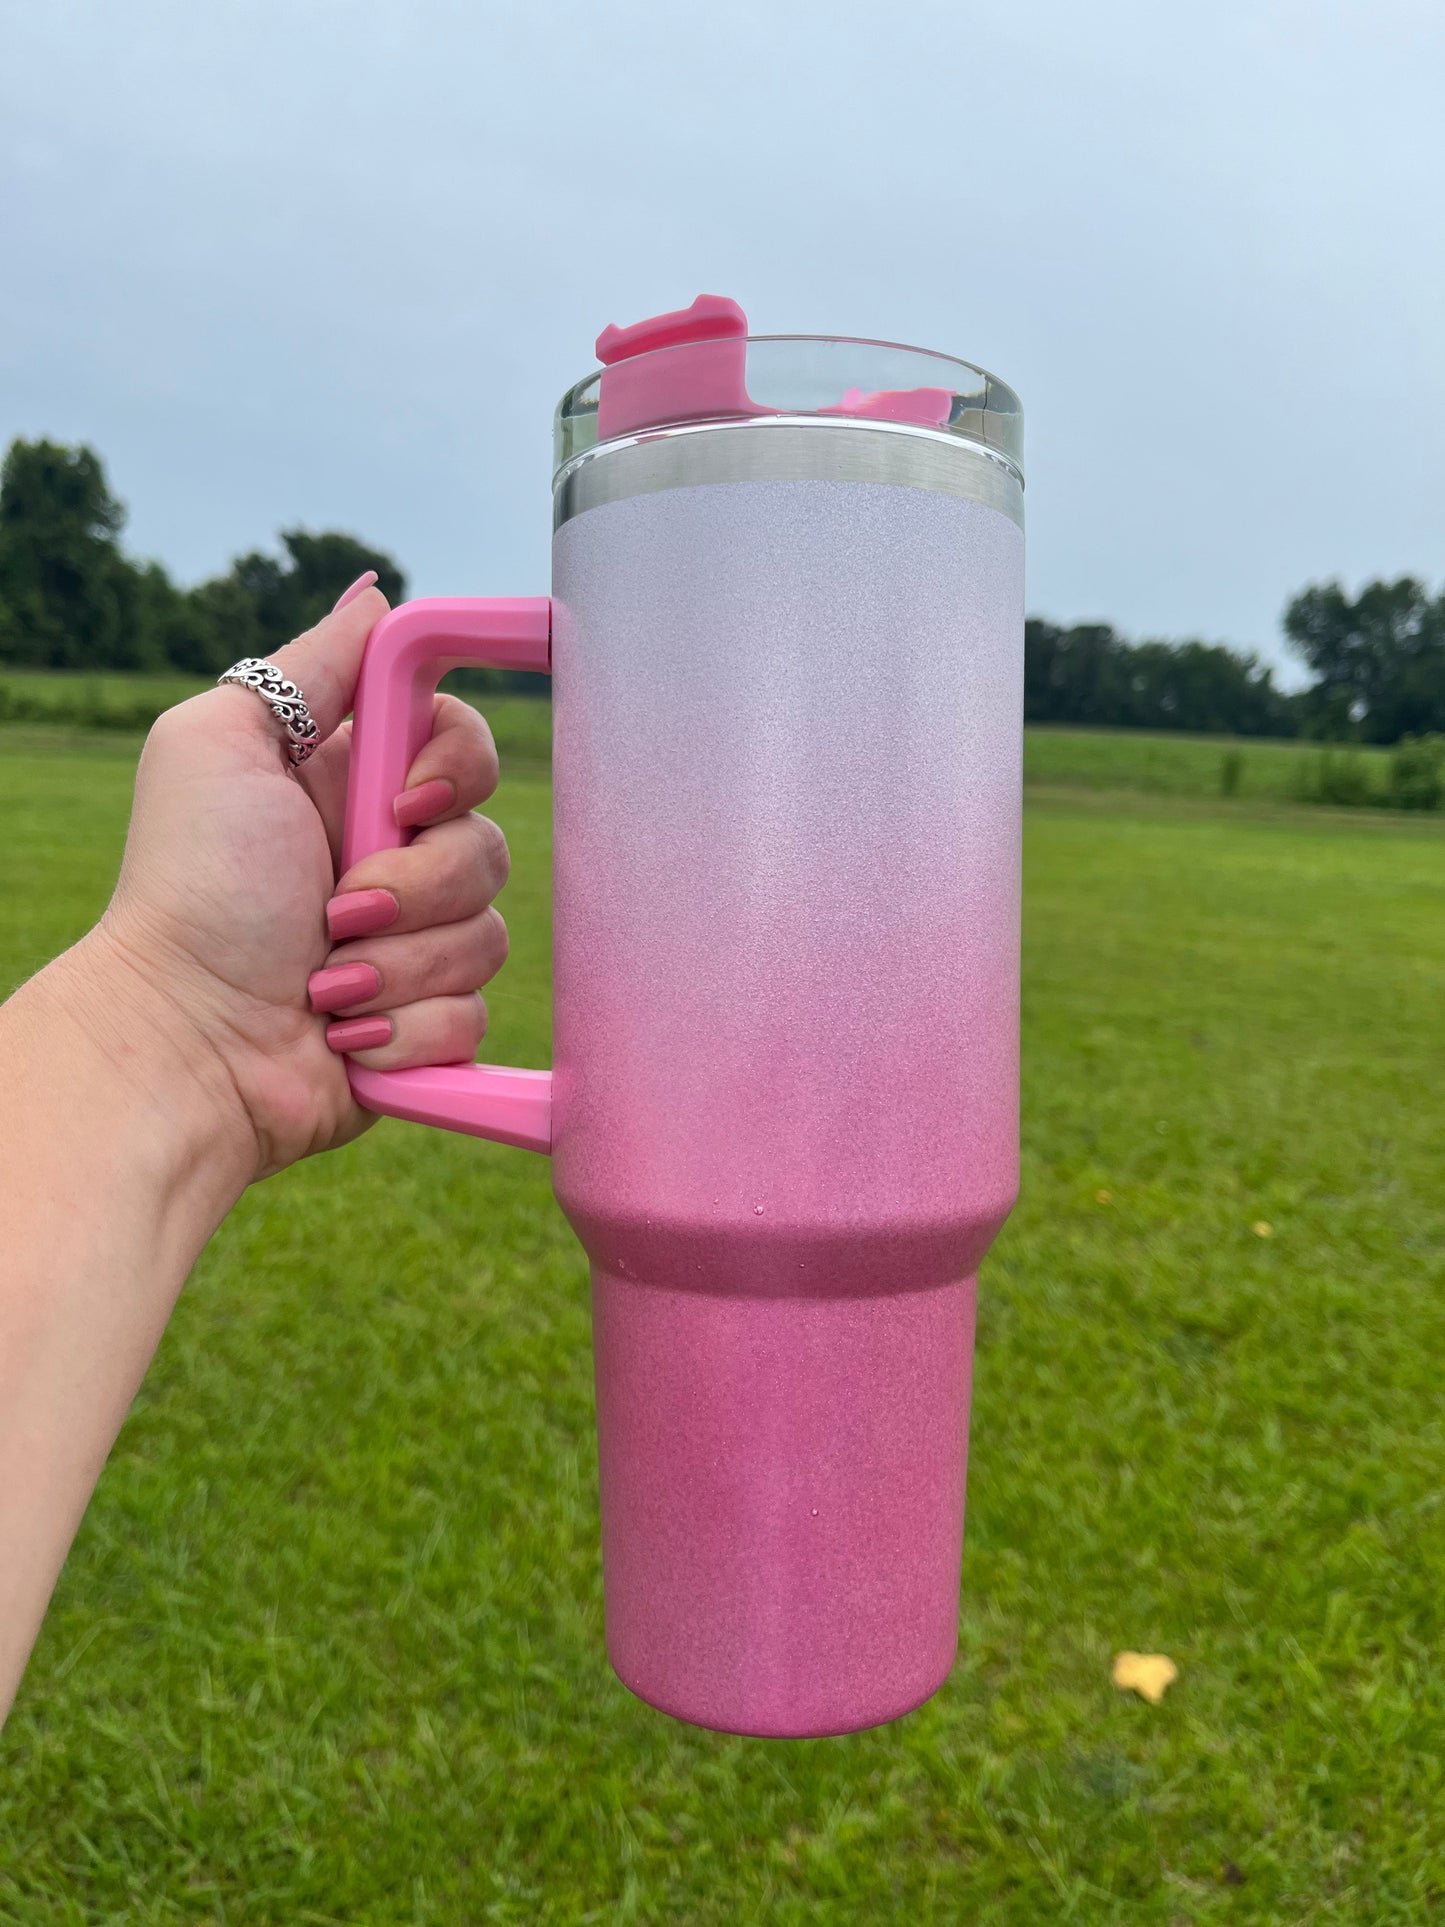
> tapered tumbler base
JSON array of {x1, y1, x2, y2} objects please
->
[{"x1": 590, "y1": 1265, "x2": 977, "y2": 1738}]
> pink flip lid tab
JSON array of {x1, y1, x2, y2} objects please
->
[{"x1": 593, "y1": 295, "x2": 952, "y2": 442}]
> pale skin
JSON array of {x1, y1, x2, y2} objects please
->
[{"x1": 0, "y1": 582, "x2": 511, "y2": 1725}]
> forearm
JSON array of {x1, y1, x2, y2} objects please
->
[{"x1": 0, "y1": 938, "x2": 251, "y2": 1723}]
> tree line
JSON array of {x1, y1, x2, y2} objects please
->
[
  {"x1": 1, "y1": 437, "x2": 1442, "y2": 741},
  {"x1": 1028, "y1": 580, "x2": 1445, "y2": 743},
  {"x1": 0, "y1": 439, "x2": 406, "y2": 678}
]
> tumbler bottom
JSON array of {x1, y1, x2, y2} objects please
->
[{"x1": 590, "y1": 1266, "x2": 977, "y2": 1738}]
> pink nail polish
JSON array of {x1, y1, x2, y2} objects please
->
[
  {"x1": 394, "y1": 778, "x2": 454, "y2": 829},
  {"x1": 325, "y1": 1015, "x2": 392, "y2": 1054},
  {"x1": 326, "y1": 888, "x2": 398, "y2": 942},
  {"x1": 333, "y1": 569, "x2": 378, "y2": 613},
  {"x1": 308, "y1": 961, "x2": 380, "y2": 1013}
]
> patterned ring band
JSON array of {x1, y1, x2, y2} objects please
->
[{"x1": 216, "y1": 657, "x2": 321, "y2": 767}]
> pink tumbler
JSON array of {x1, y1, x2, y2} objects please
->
[{"x1": 341, "y1": 296, "x2": 1024, "y2": 1737}]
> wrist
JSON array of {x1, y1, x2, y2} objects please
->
[{"x1": 13, "y1": 930, "x2": 259, "y2": 1229}]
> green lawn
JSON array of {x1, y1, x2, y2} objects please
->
[
  {"x1": 1, "y1": 728, "x2": 1444, "y2": 1924},
  {"x1": 0, "y1": 668, "x2": 208, "y2": 730},
  {"x1": 0, "y1": 670, "x2": 554, "y2": 768},
  {"x1": 1, "y1": 669, "x2": 1412, "y2": 809},
  {"x1": 1023, "y1": 725, "x2": 1392, "y2": 803}
]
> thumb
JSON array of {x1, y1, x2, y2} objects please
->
[
  {"x1": 266, "y1": 579, "x2": 391, "y2": 746},
  {"x1": 207, "y1": 578, "x2": 391, "y2": 767}
]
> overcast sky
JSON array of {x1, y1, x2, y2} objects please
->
[{"x1": 3, "y1": 0, "x2": 1441, "y2": 679}]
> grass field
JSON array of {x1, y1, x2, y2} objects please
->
[
  {"x1": 1021, "y1": 726, "x2": 1392, "y2": 803},
  {"x1": 0, "y1": 669, "x2": 1407, "y2": 807},
  {"x1": 0, "y1": 671, "x2": 554, "y2": 768},
  {"x1": 2, "y1": 723, "x2": 1444, "y2": 1924}
]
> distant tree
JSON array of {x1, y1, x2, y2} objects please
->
[
  {"x1": 0, "y1": 435, "x2": 410, "y2": 677},
  {"x1": 1284, "y1": 577, "x2": 1445, "y2": 743},
  {"x1": 204, "y1": 530, "x2": 406, "y2": 662},
  {"x1": 113, "y1": 560, "x2": 202, "y2": 674},
  {"x1": 0, "y1": 440, "x2": 135, "y2": 668},
  {"x1": 1024, "y1": 620, "x2": 1297, "y2": 736},
  {"x1": 1024, "y1": 621, "x2": 1125, "y2": 727},
  {"x1": 1120, "y1": 639, "x2": 1297, "y2": 736},
  {"x1": 275, "y1": 529, "x2": 406, "y2": 638},
  {"x1": 175, "y1": 576, "x2": 264, "y2": 677}
]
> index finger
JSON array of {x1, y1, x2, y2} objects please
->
[
  {"x1": 267, "y1": 584, "x2": 392, "y2": 743},
  {"x1": 199, "y1": 583, "x2": 392, "y2": 779},
  {"x1": 391, "y1": 693, "x2": 500, "y2": 830}
]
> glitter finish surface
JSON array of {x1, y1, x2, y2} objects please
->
[
  {"x1": 592, "y1": 1270, "x2": 976, "y2": 1736},
  {"x1": 551, "y1": 474, "x2": 1023, "y2": 1735}
]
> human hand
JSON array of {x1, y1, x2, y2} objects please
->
[{"x1": 75, "y1": 575, "x2": 509, "y2": 1183}]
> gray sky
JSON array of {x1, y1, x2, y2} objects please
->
[{"x1": 3, "y1": 0, "x2": 1441, "y2": 679}]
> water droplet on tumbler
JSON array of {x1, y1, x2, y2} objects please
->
[
  {"x1": 811, "y1": 1508, "x2": 818, "y2": 1517},
  {"x1": 753, "y1": 1204, "x2": 765, "y2": 1216}
]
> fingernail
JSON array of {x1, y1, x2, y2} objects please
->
[
  {"x1": 325, "y1": 1015, "x2": 392, "y2": 1054},
  {"x1": 394, "y1": 778, "x2": 454, "y2": 829},
  {"x1": 332, "y1": 569, "x2": 378, "y2": 613},
  {"x1": 307, "y1": 961, "x2": 380, "y2": 1013},
  {"x1": 326, "y1": 888, "x2": 398, "y2": 942}
]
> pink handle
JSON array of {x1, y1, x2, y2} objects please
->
[{"x1": 341, "y1": 596, "x2": 553, "y2": 1155}]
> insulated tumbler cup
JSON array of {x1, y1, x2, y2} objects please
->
[{"x1": 341, "y1": 296, "x2": 1024, "y2": 1737}]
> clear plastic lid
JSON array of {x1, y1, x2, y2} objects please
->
[{"x1": 553, "y1": 297, "x2": 1023, "y2": 483}]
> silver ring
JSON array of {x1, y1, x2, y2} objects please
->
[{"x1": 217, "y1": 657, "x2": 321, "y2": 766}]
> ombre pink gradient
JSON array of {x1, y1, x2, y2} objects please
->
[{"x1": 551, "y1": 478, "x2": 1023, "y2": 1734}]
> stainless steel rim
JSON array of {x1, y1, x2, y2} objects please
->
[{"x1": 553, "y1": 416, "x2": 1025, "y2": 531}]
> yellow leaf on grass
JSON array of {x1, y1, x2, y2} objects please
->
[
  {"x1": 1112, "y1": 1651, "x2": 1178, "y2": 1704},
  {"x1": 1253, "y1": 1221, "x2": 1272, "y2": 1238},
  {"x1": 1095, "y1": 1189, "x2": 1113, "y2": 1205}
]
